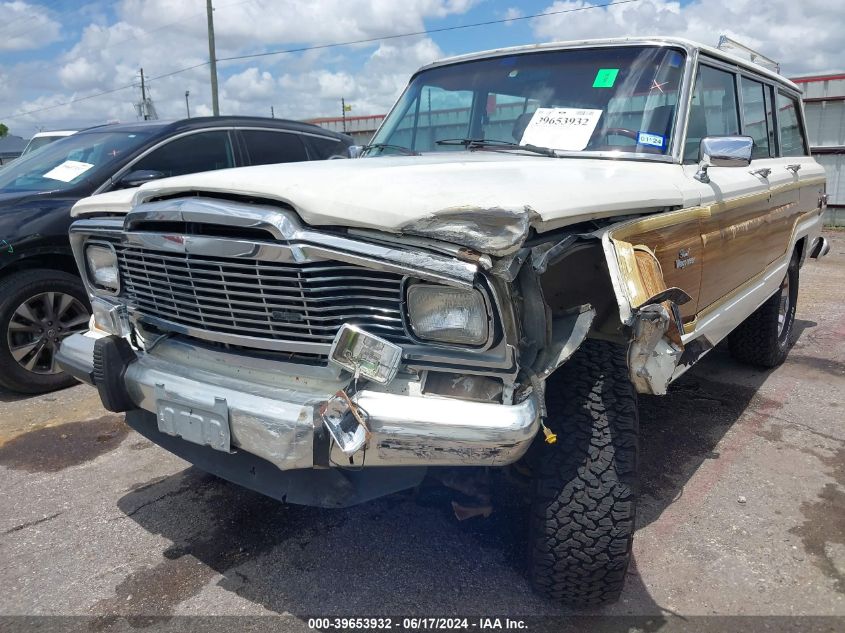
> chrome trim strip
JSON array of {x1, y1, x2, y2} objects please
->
[{"x1": 121, "y1": 197, "x2": 478, "y2": 287}]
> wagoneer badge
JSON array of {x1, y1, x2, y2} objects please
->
[{"x1": 675, "y1": 248, "x2": 696, "y2": 269}]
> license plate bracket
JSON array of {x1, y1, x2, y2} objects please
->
[{"x1": 155, "y1": 383, "x2": 231, "y2": 453}]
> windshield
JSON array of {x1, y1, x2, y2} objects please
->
[
  {"x1": 0, "y1": 130, "x2": 152, "y2": 193},
  {"x1": 370, "y1": 46, "x2": 686, "y2": 157}
]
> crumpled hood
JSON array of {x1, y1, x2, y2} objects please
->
[{"x1": 130, "y1": 152, "x2": 692, "y2": 255}]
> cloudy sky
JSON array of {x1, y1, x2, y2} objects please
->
[{"x1": 1, "y1": 0, "x2": 843, "y2": 138}]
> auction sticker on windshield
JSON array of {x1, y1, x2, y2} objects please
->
[
  {"x1": 520, "y1": 108, "x2": 602, "y2": 151},
  {"x1": 43, "y1": 160, "x2": 95, "y2": 183}
]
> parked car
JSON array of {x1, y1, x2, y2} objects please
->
[
  {"x1": 0, "y1": 116, "x2": 352, "y2": 393},
  {"x1": 57, "y1": 38, "x2": 829, "y2": 605},
  {"x1": 20, "y1": 130, "x2": 78, "y2": 157}
]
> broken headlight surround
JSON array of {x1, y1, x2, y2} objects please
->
[
  {"x1": 406, "y1": 283, "x2": 489, "y2": 346},
  {"x1": 84, "y1": 241, "x2": 120, "y2": 294}
]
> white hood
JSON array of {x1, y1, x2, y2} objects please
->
[{"x1": 132, "y1": 153, "x2": 695, "y2": 233}]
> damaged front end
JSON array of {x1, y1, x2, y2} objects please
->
[
  {"x1": 57, "y1": 195, "x2": 689, "y2": 508},
  {"x1": 399, "y1": 204, "x2": 692, "y2": 399}
]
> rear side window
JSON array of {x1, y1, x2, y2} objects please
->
[
  {"x1": 241, "y1": 130, "x2": 308, "y2": 165},
  {"x1": 133, "y1": 130, "x2": 235, "y2": 177},
  {"x1": 740, "y1": 76, "x2": 775, "y2": 159},
  {"x1": 306, "y1": 135, "x2": 350, "y2": 159},
  {"x1": 684, "y1": 64, "x2": 741, "y2": 162},
  {"x1": 776, "y1": 92, "x2": 808, "y2": 156}
]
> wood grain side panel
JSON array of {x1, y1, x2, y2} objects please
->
[{"x1": 699, "y1": 184, "x2": 808, "y2": 310}]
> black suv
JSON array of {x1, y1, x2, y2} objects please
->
[{"x1": 0, "y1": 116, "x2": 352, "y2": 393}]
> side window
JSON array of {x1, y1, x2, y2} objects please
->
[
  {"x1": 242, "y1": 130, "x2": 308, "y2": 165},
  {"x1": 776, "y1": 92, "x2": 808, "y2": 157},
  {"x1": 684, "y1": 64, "x2": 740, "y2": 162},
  {"x1": 133, "y1": 131, "x2": 234, "y2": 177},
  {"x1": 307, "y1": 135, "x2": 348, "y2": 159},
  {"x1": 740, "y1": 76, "x2": 775, "y2": 159}
]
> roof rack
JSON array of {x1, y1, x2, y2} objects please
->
[{"x1": 717, "y1": 36, "x2": 780, "y2": 73}]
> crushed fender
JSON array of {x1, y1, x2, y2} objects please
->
[{"x1": 400, "y1": 206, "x2": 539, "y2": 257}]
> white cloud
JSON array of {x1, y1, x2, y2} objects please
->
[
  {"x1": 225, "y1": 68, "x2": 277, "y2": 100},
  {"x1": 0, "y1": 1, "x2": 61, "y2": 51},
  {"x1": 530, "y1": 0, "x2": 845, "y2": 75}
]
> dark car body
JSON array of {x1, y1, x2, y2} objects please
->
[{"x1": 0, "y1": 116, "x2": 352, "y2": 393}]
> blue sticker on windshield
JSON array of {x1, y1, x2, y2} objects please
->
[
  {"x1": 637, "y1": 132, "x2": 665, "y2": 148},
  {"x1": 668, "y1": 52, "x2": 683, "y2": 67}
]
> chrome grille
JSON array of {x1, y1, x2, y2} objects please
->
[{"x1": 113, "y1": 243, "x2": 411, "y2": 348}]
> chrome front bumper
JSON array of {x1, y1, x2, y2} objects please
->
[{"x1": 57, "y1": 331, "x2": 540, "y2": 472}]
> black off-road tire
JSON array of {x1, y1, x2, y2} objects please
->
[
  {"x1": 728, "y1": 255, "x2": 799, "y2": 368},
  {"x1": 528, "y1": 339, "x2": 639, "y2": 606},
  {"x1": 0, "y1": 269, "x2": 90, "y2": 394}
]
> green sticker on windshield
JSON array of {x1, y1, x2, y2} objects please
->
[{"x1": 593, "y1": 68, "x2": 619, "y2": 88}]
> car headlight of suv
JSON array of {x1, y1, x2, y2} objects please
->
[
  {"x1": 406, "y1": 284, "x2": 489, "y2": 346},
  {"x1": 85, "y1": 243, "x2": 120, "y2": 293}
]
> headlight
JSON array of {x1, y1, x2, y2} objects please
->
[
  {"x1": 85, "y1": 243, "x2": 120, "y2": 293},
  {"x1": 406, "y1": 284, "x2": 489, "y2": 346}
]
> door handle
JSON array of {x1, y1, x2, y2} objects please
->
[
  {"x1": 750, "y1": 168, "x2": 771, "y2": 178},
  {"x1": 786, "y1": 164, "x2": 802, "y2": 174}
]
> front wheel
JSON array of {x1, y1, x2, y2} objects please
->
[
  {"x1": 528, "y1": 340, "x2": 639, "y2": 606},
  {"x1": 0, "y1": 269, "x2": 91, "y2": 394},
  {"x1": 728, "y1": 254, "x2": 799, "y2": 368}
]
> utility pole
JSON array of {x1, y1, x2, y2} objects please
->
[
  {"x1": 206, "y1": 0, "x2": 220, "y2": 116},
  {"x1": 341, "y1": 97, "x2": 350, "y2": 132},
  {"x1": 139, "y1": 68, "x2": 148, "y2": 120},
  {"x1": 135, "y1": 68, "x2": 157, "y2": 120},
  {"x1": 185, "y1": 91, "x2": 191, "y2": 118},
  {"x1": 270, "y1": 106, "x2": 274, "y2": 118}
]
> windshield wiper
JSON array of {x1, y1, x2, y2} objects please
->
[
  {"x1": 435, "y1": 138, "x2": 558, "y2": 158},
  {"x1": 361, "y1": 142, "x2": 420, "y2": 156}
]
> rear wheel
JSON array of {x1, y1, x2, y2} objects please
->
[
  {"x1": 728, "y1": 254, "x2": 799, "y2": 368},
  {"x1": 528, "y1": 340, "x2": 639, "y2": 606},
  {"x1": 0, "y1": 270, "x2": 90, "y2": 394}
]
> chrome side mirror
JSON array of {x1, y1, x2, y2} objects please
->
[{"x1": 694, "y1": 136, "x2": 753, "y2": 183}]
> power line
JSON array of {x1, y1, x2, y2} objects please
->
[
  {"x1": 218, "y1": 0, "x2": 642, "y2": 63},
  {"x1": 1, "y1": 0, "x2": 641, "y2": 121}
]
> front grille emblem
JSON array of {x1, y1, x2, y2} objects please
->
[{"x1": 271, "y1": 310, "x2": 304, "y2": 322}]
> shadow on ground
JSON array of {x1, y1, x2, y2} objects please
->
[{"x1": 103, "y1": 325, "x2": 815, "y2": 619}]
